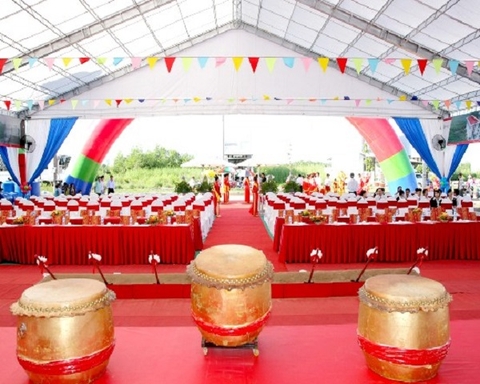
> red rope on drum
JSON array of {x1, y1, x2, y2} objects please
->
[
  {"x1": 192, "y1": 310, "x2": 271, "y2": 336},
  {"x1": 357, "y1": 334, "x2": 450, "y2": 366},
  {"x1": 18, "y1": 341, "x2": 115, "y2": 375}
]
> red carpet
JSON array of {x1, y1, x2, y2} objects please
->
[
  {"x1": 2, "y1": 320, "x2": 479, "y2": 384},
  {"x1": 203, "y1": 200, "x2": 287, "y2": 271}
]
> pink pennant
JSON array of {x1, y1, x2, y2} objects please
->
[
  {"x1": 38, "y1": 100, "x2": 45, "y2": 110},
  {"x1": 384, "y1": 58, "x2": 395, "y2": 65},
  {"x1": 0, "y1": 58, "x2": 7, "y2": 74},
  {"x1": 93, "y1": 100, "x2": 101, "y2": 109},
  {"x1": 44, "y1": 57, "x2": 55, "y2": 70},
  {"x1": 286, "y1": 99, "x2": 294, "y2": 105},
  {"x1": 131, "y1": 57, "x2": 142, "y2": 69},
  {"x1": 355, "y1": 99, "x2": 361, "y2": 107},
  {"x1": 215, "y1": 57, "x2": 226, "y2": 67},
  {"x1": 465, "y1": 60, "x2": 475, "y2": 76},
  {"x1": 248, "y1": 57, "x2": 259, "y2": 72},
  {"x1": 301, "y1": 57, "x2": 313, "y2": 72},
  {"x1": 421, "y1": 100, "x2": 429, "y2": 106}
]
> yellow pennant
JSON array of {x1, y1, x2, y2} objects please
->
[
  {"x1": 466, "y1": 100, "x2": 472, "y2": 109},
  {"x1": 400, "y1": 59, "x2": 412, "y2": 75},
  {"x1": 232, "y1": 57, "x2": 244, "y2": 71},
  {"x1": 146, "y1": 57, "x2": 158, "y2": 69},
  {"x1": 182, "y1": 57, "x2": 193, "y2": 72},
  {"x1": 124, "y1": 99, "x2": 133, "y2": 104},
  {"x1": 193, "y1": 97, "x2": 201, "y2": 103},
  {"x1": 352, "y1": 58, "x2": 363, "y2": 74},
  {"x1": 104, "y1": 99, "x2": 112, "y2": 106},
  {"x1": 71, "y1": 100, "x2": 78, "y2": 109},
  {"x1": 12, "y1": 58, "x2": 22, "y2": 70},
  {"x1": 62, "y1": 58, "x2": 72, "y2": 67},
  {"x1": 265, "y1": 58, "x2": 277, "y2": 72},
  {"x1": 431, "y1": 100, "x2": 440, "y2": 110},
  {"x1": 317, "y1": 57, "x2": 329, "y2": 72},
  {"x1": 399, "y1": 95, "x2": 407, "y2": 101},
  {"x1": 263, "y1": 95, "x2": 271, "y2": 100},
  {"x1": 432, "y1": 59, "x2": 443, "y2": 74},
  {"x1": 333, "y1": 96, "x2": 339, "y2": 100},
  {"x1": 48, "y1": 99, "x2": 56, "y2": 106}
]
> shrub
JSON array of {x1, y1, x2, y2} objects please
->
[
  {"x1": 283, "y1": 180, "x2": 301, "y2": 193},
  {"x1": 174, "y1": 180, "x2": 193, "y2": 194},
  {"x1": 261, "y1": 180, "x2": 278, "y2": 194}
]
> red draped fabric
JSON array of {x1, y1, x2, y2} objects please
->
[
  {"x1": 278, "y1": 221, "x2": 480, "y2": 263},
  {"x1": 0, "y1": 225, "x2": 196, "y2": 265}
]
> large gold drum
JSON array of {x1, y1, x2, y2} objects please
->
[
  {"x1": 10, "y1": 278, "x2": 116, "y2": 384},
  {"x1": 187, "y1": 244, "x2": 273, "y2": 347},
  {"x1": 358, "y1": 274, "x2": 451, "y2": 382}
]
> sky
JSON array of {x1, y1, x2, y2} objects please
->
[{"x1": 58, "y1": 115, "x2": 480, "y2": 173}]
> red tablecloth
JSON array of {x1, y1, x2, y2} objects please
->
[
  {"x1": 0, "y1": 225, "x2": 195, "y2": 265},
  {"x1": 278, "y1": 221, "x2": 480, "y2": 263}
]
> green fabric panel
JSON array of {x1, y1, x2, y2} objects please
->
[
  {"x1": 379, "y1": 150, "x2": 413, "y2": 180},
  {"x1": 70, "y1": 154, "x2": 100, "y2": 183}
]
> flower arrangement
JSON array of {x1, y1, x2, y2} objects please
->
[
  {"x1": 411, "y1": 207, "x2": 422, "y2": 214},
  {"x1": 311, "y1": 215, "x2": 328, "y2": 224},
  {"x1": 12, "y1": 216, "x2": 24, "y2": 225},
  {"x1": 51, "y1": 210, "x2": 62, "y2": 217},
  {"x1": 21, "y1": 183, "x2": 31, "y2": 194},
  {"x1": 146, "y1": 215, "x2": 160, "y2": 225},
  {"x1": 165, "y1": 210, "x2": 176, "y2": 217},
  {"x1": 438, "y1": 212, "x2": 450, "y2": 222},
  {"x1": 300, "y1": 210, "x2": 311, "y2": 217}
]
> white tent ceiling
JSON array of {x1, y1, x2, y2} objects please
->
[{"x1": 1, "y1": 0, "x2": 479, "y2": 119}]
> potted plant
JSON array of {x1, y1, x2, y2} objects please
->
[
  {"x1": 174, "y1": 180, "x2": 193, "y2": 194},
  {"x1": 283, "y1": 180, "x2": 300, "y2": 193},
  {"x1": 260, "y1": 180, "x2": 278, "y2": 194},
  {"x1": 196, "y1": 177, "x2": 213, "y2": 193}
]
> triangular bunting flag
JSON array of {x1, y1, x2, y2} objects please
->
[
  {"x1": 308, "y1": 98, "x2": 317, "y2": 102},
  {"x1": 411, "y1": 95, "x2": 418, "y2": 101},
  {"x1": 113, "y1": 57, "x2": 123, "y2": 66},
  {"x1": 146, "y1": 57, "x2": 159, "y2": 69},
  {"x1": 286, "y1": 99, "x2": 294, "y2": 105},
  {"x1": 138, "y1": 99, "x2": 145, "y2": 103},
  {"x1": 367, "y1": 58, "x2": 379, "y2": 74},
  {"x1": 421, "y1": 100, "x2": 429, "y2": 106},
  {"x1": 384, "y1": 58, "x2": 395, "y2": 65},
  {"x1": 333, "y1": 96, "x2": 339, "y2": 100},
  {"x1": 387, "y1": 99, "x2": 394, "y2": 104},
  {"x1": 317, "y1": 57, "x2": 329, "y2": 72},
  {"x1": 79, "y1": 57, "x2": 90, "y2": 64},
  {"x1": 104, "y1": 99, "x2": 112, "y2": 106},
  {"x1": 465, "y1": 60, "x2": 475, "y2": 76},
  {"x1": 227, "y1": 98, "x2": 234, "y2": 103},
  {"x1": 353, "y1": 58, "x2": 363, "y2": 74},
  {"x1": 320, "y1": 99, "x2": 327, "y2": 104},
  {"x1": 193, "y1": 97, "x2": 201, "y2": 103},
  {"x1": 265, "y1": 58, "x2": 277, "y2": 73},
  {"x1": 93, "y1": 100, "x2": 101, "y2": 108},
  {"x1": 181, "y1": 57, "x2": 193, "y2": 72},
  {"x1": 60, "y1": 99, "x2": 66, "y2": 104},
  {"x1": 26, "y1": 100, "x2": 33, "y2": 110},
  {"x1": 455, "y1": 101, "x2": 461, "y2": 109},
  {"x1": 232, "y1": 57, "x2": 244, "y2": 71},
  {"x1": 466, "y1": 100, "x2": 472, "y2": 109},
  {"x1": 28, "y1": 57, "x2": 38, "y2": 68},
  {"x1": 432, "y1": 59, "x2": 443, "y2": 74},
  {"x1": 0, "y1": 58, "x2": 8, "y2": 74},
  {"x1": 14, "y1": 100, "x2": 22, "y2": 110},
  {"x1": 12, "y1": 58, "x2": 22, "y2": 70},
  {"x1": 355, "y1": 99, "x2": 361, "y2": 107},
  {"x1": 399, "y1": 95, "x2": 407, "y2": 101},
  {"x1": 124, "y1": 99, "x2": 133, "y2": 104},
  {"x1": 115, "y1": 99, "x2": 122, "y2": 107},
  {"x1": 164, "y1": 57, "x2": 176, "y2": 72},
  {"x1": 239, "y1": 98, "x2": 247, "y2": 103},
  {"x1": 248, "y1": 57, "x2": 259, "y2": 72},
  {"x1": 131, "y1": 57, "x2": 142, "y2": 69},
  {"x1": 184, "y1": 99, "x2": 191, "y2": 103},
  {"x1": 432, "y1": 100, "x2": 440, "y2": 110},
  {"x1": 81, "y1": 100, "x2": 89, "y2": 106},
  {"x1": 215, "y1": 57, "x2": 226, "y2": 67},
  {"x1": 206, "y1": 97, "x2": 212, "y2": 101},
  {"x1": 365, "y1": 99, "x2": 372, "y2": 106},
  {"x1": 336, "y1": 58, "x2": 347, "y2": 73},
  {"x1": 344, "y1": 96, "x2": 350, "y2": 100},
  {"x1": 282, "y1": 57, "x2": 295, "y2": 68},
  {"x1": 444, "y1": 100, "x2": 451, "y2": 109},
  {"x1": 417, "y1": 59, "x2": 428, "y2": 75},
  {"x1": 301, "y1": 57, "x2": 313, "y2": 72},
  {"x1": 4, "y1": 100, "x2": 11, "y2": 110},
  {"x1": 173, "y1": 99, "x2": 179, "y2": 103},
  {"x1": 400, "y1": 59, "x2": 412, "y2": 75},
  {"x1": 274, "y1": 97, "x2": 282, "y2": 101},
  {"x1": 71, "y1": 100, "x2": 78, "y2": 109},
  {"x1": 48, "y1": 99, "x2": 56, "y2": 106},
  {"x1": 62, "y1": 58, "x2": 72, "y2": 67},
  {"x1": 44, "y1": 58, "x2": 55, "y2": 70},
  {"x1": 263, "y1": 95, "x2": 271, "y2": 100},
  {"x1": 97, "y1": 57, "x2": 107, "y2": 65},
  {"x1": 448, "y1": 60, "x2": 459, "y2": 75},
  {"x1": 38, "y1": 100, "x2": 44, "y2": 110},
  {"x1": 197, "y1": 57, "x2": 208, "y2": 68}
]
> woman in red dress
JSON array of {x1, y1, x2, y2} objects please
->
[
  {"x1": 243, "y1": 176, "x2": 250, "y2": 203},
  {"x1": 249, "y1": 175, "x2": 259, "y2": 216},
  {"x1": 223, "y1": 174, "x2": 230, "y2": 204},
  {"x1": 213, "y1": 175, "x2": 222, "y2": 217}
]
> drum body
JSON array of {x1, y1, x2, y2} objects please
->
[
  {"x1": 187, "y1": 244, "x2": 273, "y2": 347},
  {"x1": 358, "y1": 275, "x2": 451, "y2": 382},
  {"x1": 11, "y1": 278, "x2": 116, "y2": 384}
]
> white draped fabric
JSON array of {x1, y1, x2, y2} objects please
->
[{"x1": 25, "y1": 119, "x2": 50, "y2": 181}]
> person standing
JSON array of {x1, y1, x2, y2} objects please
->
[
  {"x1": 243, "y1": 176, "x2": 250, "y2": 203},
  {"x1": 249, "y1": 175, "x2": 259, "y2": 216},
  {"x1": 212, "y1": 175, "x2": 222, "y2": 217},
  {"x1": 107, "y1": 175, "x2": 115, "y2": 194},
  {"x1": 94, "y1": 177, "x2": 103, "y2": 196},
  {"x1": 324, "y1": 173, "x2": 331, "y2": 193},
  {"x1": 223, "y1": 173, "x2": 230, "y2": 204},
  {"x1": 346, "y1": 172, "x2": 359, "y2": 195}
]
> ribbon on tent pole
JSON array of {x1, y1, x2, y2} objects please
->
[
  {"x1": 346, "y1": 117, "x2": 417, "y2": 193},
  {"x1": 65, "y1": 119, "x2": 133, "y2": 195}
]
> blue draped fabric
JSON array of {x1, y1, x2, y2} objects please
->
[
  {"x1": 448, "y1": 144, "x2": 469, "y2": 179},
  {"x1": 393, "y1": 117, "x2": 442, "y2": 178},
  {"x1": 28, "y1": 117, "x2": 78, "y2": 183},
  {"x1": 0, "y1": 146, "x2": 20, "y2": 185}
]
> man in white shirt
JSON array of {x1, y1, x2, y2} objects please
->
[
  {"x1": 346, "y1": 173, "x2": 359, "y2": 195},
  {"x1": 189, "y1": 177, "x2": 196, "y2": 189},
  {"x1": 107, "y1": 175, "x2": 115, "y2": 194}
]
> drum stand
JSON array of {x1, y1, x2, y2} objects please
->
[{"x1": 201, "y1": 338, "x2": 259, "y2": 357}]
